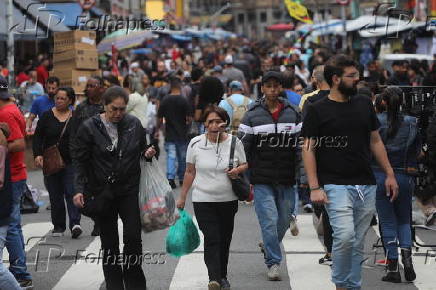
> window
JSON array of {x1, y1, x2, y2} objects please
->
[
  {"x1": 238, "y1": 13, "x2": 245, "y2": 24},
  {"x1": 248, "y1": 11, "x2": 256, "y2": 22},
  {"x1": 273, "y1": 10, "x2": 282, "y2": 20},
  {"x1": 260, "y1": 12, "x2": 267, "y2": 23}
]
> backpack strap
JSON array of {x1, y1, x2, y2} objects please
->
[
  {"x1": 226, "y1": 97, "x2": 237, "y2": 110},
  {"x1": 242, "y1": 97, "x2": 250, "y2": 107}
]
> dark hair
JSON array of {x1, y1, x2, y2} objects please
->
[
  {"x1": 380, "y1": 86, "x2": 404, "y2": 139},
  {"x1": 102, "y1": 86, "x2": 129, "y2": 105},
  {"x1": 199, "y1": 76, "x2": 224, "y2": 105},
  {"x1": 191, "y1": 68, "x2": 204, "y2": 82},
  {"x1": 57, "y1": 87, "x2": 76, "y2": 105},
  {"x1": 90, "y1": 76, "x2": 104, "y2": 87},
  {"x1": 104, "y1": 75, "x2": 121, "y2": 86},
  {"x1": 169, "y1": 76, "x2": 182, "y2": 90},
  {"x1": 122, "y1": 75, "x2": 130, "y2": 89},
  {"x1": 281, "y1": 72, "x2": 295, "y2": 89},
  {"x1": 324, "y1": 54, "x2": 358, "y2": 87},
  {"x1": 202, "y1": 105, "x2": 230, "y2": 125},
  {"x1": 46, "y1": 76, "x2": 60, "y2": 87}
]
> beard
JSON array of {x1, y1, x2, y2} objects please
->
[
  {"x1": 48, "y1": 92, "x2": 56, "y2": 98},
  {"x1": 338, "y1": 80, "x2": 357, "y2": 97}
]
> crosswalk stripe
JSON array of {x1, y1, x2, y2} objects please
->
[
  {"x1": 2, "y1": 222, "x2": 52, "y2": 263},
  {"x1": 53, "y1": 220, "x2": 124, "y2": 290},
  {"x1": 283, "y1": 214, "x2": 334, "y2": 290},
  {"x1": 169, "y1": 215, "x2": 208, "y2": 290}
]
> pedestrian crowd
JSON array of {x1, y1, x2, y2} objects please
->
[{"x1": 0, "y1": 38, "x2": 435, "y2": 290}]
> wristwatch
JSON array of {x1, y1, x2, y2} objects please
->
[{"x1": 309, "y1": 187, "x2": 323, "y2": 192}]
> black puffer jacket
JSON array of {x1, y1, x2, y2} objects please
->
[
  {"x1": 71, "y1": 114, "x2": 148, "y2": 197},
  {"x1": 238, "y1": 97, "x2": 302, "y2": 185}
]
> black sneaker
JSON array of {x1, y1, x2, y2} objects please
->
[
  {"x1": 91, "y1": 224, "x2": 101, "y2": 236},
  {"x1": 18, "y1": 279, "x2": 33, "y2": 289},
  {"x1": 52, "y1": 228, "x2": 64, "y2": 237},
  {"x1": 71, "y1": 225, "x2": 83, "y2": 239},
  {"x1": 220, "y1": 278, "x2": 231, "y2": 289},
  {"x1": 303, "y1": 203, "x2": 313, "y2": 213},
  {"x1": 168, "y1": 179, "x2": 177, "y2": 189},
  {"x1": 319, "y1": 254, "x2": 333, "y2": 266}
]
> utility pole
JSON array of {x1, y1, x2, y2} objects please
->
[
  {"x1": 340, "y1": 3, "x2": 347, "y2": 51},
  {"x1": 6, "y1": 0, "x2": 15, "y2": 88}
]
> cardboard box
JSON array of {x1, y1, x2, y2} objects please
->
[
  {"x1": 54, "y1": 31, "x2": 96, "y2": 53},
  {"x1": 50, "y1": 69, "x2": 101, "y2": 94},
  {"x1": 53, "y1": 49, "x2": 99, "y2": 70}
]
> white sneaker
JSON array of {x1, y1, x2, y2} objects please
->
[
  {"x1": 267, "y1": 264, "x2": 281, "y2": 281},
  {"x1": 290, "y1": 216, "x2": 299, "y2": 236},
  {"x1": 71, "y1": 225, "x2": 83, "y2": 239}
]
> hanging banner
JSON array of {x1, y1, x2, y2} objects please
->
[{"x1": 284, "y1": 0, "x2": 313, "y2": 24}]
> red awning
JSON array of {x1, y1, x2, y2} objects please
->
[{"x1": 266, "y1": 23, "x2": 295, "y2": 31}]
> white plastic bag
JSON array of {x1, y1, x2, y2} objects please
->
[{"x1": 139, "y1": 158, "x2": 179, "y2": 233}]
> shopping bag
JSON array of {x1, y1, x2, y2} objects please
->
[
  {"x1": 166, "y1": 209, "x2": 200, "y2": 257},
  {"x1": 139, "y1": 158, "x2": 179, "y2": 233}
]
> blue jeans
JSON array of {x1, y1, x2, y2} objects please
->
[
  {"x1": 324, "y1": 184, "x2": 376, "y2": 289},
  {"x1": 164, "y1": 141, "x2": 187, "y2": 180},
  {"x1": 0, "y1": 225, "x2": 21, "y2": 290},
  {"x1": 375, "y1": 171, "x2": 413, "y2": 259},
  {"x1": 45, "y1": 164, "x2": 81, "y2": 231},
  {"x1": 253, "y1": 184, "x2": 295, "y2": 267},
  {"x1": 6, "y1": 180, "x2": 32, "y2": 281}
]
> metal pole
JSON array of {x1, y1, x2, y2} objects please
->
[
  {"x1": 6, "y1": 0, "x2": 15, "y2": 88},
  {"x1": 340, "y1": 4, "x2": 347, "y2": 51}
]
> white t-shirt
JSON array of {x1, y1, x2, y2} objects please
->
[{"x1": 186, "y1": 134, "x2": 247, "y2": 202}]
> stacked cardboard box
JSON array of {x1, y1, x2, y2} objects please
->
[{"x1": 51, "y1": 31, "x2": 101, "y2": 94}]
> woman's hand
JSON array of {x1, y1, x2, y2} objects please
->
[
  {"x1": 225, "y1": 167, "x2": 240, "y2": 179},
  {"x1": 34, "y1": 156, "x2": 43, "y2": 168},
  {"x1": 144, "y1": 146, "x2": 156, "y2": 158},
  {"x1": 176, "y1": 198, "x2": 186, "y2": 209},
  {"x1": 73, "y1": 193, "x2": 84, "y2": 208}
]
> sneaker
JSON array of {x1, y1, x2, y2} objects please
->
[
  {"x1": 258, "y1": 242, "x2": 266, "y2": 258},
  {"x1": 290, "y1": 216, "x2": 299, "y2": 236},
  {"x1": 91, "y1": 224, "x2": 101, "y2": 236},
  {"x1": 267, "y1": 264, "x2": 281, "y2": 281},
  {"x1": 318, "y1": 254, "x2": 332, "y2": 266},
  {"x1": 208, "y1": 281, "x2": 221, "y2": 290},
  {"x1": 71, "y1": 225, "x2": 83, "y2": 239},
  {"x1": 303, "y1": 203, "x2": 313, "y2": 213},
  {"x1": 168, "y1": 179, "x2": 177, "y2": 189},
  {"x1": 52, "y1": 228, "x2": 64, "y2": 237},
  {"x1": 46, "y1": 204, "x2": 51, "y2": 210},
  {"x1": 426, "y1": 211, "x2": 436, "y2": 226},
  {"x1": 18, "y1": 279, "x2": 33, "y2": 289},
  {"x1": 376, "y1": 259, "x2": 390, "y2": 266},
  {"x1": 179, "y1": 180, "x2": 183, "y2": 187},
  {"x1": 220, "y1": 278, "x2": 231, "y2": 290}
]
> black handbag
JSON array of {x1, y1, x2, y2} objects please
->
[
  {"x1": 229, "y1": 135, "x2": 250, "y2": 201},
  {"x1": 80, "y1": 185, "x2": 114, "y2": 218}
]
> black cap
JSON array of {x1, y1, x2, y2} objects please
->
[
  {"x1": 262, "y1": 71, "x2": 282, "y2": 85},
  {"x1": 0, "y1": 77, "x2": 11, "y2": 100}
]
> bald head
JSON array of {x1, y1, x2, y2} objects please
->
[{"x1": 312, "y1": 65, "x2": 329, "y2": 90}]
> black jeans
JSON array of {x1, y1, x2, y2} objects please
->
[
  {"x1": 45, "y1": 164, "x2": 80, "y2": 231},
  {"x1": 98, "y1": 193, "x2": 146, "y2": 290},
  {"x1": 193, "y1": 200, "x2": 238, "y2": 282},
  {"x1": 321, "y1": 205, "x2": 333, "y2": 253}
]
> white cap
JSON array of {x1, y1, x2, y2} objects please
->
[
  {"x1": 130, "y1": 62, "x2": 140, "y2": 69},
  {"x1": 224, "y1": 55, "x2": 233, "y2": 64}
]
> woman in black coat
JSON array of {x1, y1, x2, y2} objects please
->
[{"x1": 72, "y1": 86, "x2": 156, "y2": 290}]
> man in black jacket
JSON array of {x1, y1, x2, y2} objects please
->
[
  {"x1": 70, "y1": 76, "x2": 105, "y2": 236},
  {"x1": 238, "y1": 71, "x2": 302, "y2": 281}
]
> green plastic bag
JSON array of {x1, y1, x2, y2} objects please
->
[{"x1": 166, "y1": 209, "x2": 200, "y2": 257}]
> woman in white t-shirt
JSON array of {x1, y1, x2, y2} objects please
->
[{"x1": 177, "y1": 105, "x2": 248, "y2": 290}]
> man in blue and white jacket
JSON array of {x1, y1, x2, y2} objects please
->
[{"x1": 238, "y1": 71, "x2": 302, "y2": 281}]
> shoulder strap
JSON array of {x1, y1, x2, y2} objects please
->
[
  {"x1": 226, "y1": 97, "x2": 237, "y2": 109},
  {"x1": 56, "y1": 111, "x2": 72, "y2": 145},
  {"x1": 229, "y1": 135, "x2": 236, "y2": 169}
]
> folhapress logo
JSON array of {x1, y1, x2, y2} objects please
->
[{"x1": 10, "y1": 2, "x2": 66, "y2": 39}]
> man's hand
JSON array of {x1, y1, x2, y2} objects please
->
[
  {"x1": 176, "y1": 198, "x2": 186, "y2": 209},
  {"x1": 310, "y1": 189, "x2": 329, "y2": 204},
  {"x1": 385, "y1": 174, "x2": 399, "y2": 202},
  {"x1": 225, "y1": 167, "x2": 240, "y2": 179},
  {"x1": 73, "y1": 193, "x2": 84, "y2": 208},
  {"x1": 34, "y1": 156, "x2": 43, "y2": 168}
]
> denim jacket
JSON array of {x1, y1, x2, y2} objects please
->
[{"x1": 372, "y1": 112, "x2": 421, "y2": 172}]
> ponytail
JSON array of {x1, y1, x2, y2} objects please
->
[{"x1": 382, "y1": 87, "x2": 403, "y2": 139}]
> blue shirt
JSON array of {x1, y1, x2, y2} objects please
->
[
  {"x1": 218, "y1": 93, "x2": 253, "y2": 124},
  {"x1": 285, "y1": 90, "x2": 301, "y2": 106},
  {"x1": 30, "y1": 95, "x2": 55, "y2": 118}
]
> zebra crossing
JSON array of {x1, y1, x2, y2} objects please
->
[{"x1": 5, "y1": 201, "x2": 435, "y2": 290}]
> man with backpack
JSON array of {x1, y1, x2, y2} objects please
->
[{"x1": 219, "y1": 81, "x2": 252, "y2": 135}]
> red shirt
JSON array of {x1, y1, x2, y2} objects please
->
[
  {"x1": 0, "y1": 104, "x2": 27, "y2": 182},
  {"x1": 36, "y1": 65, "x2": 48, "y2": 87},
  {"x1": 16, "y1": 72, "x2": 30, "y2": 86},
  {"x1": 271, "y1": 102, "x2": 284, "y2": 122}
]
